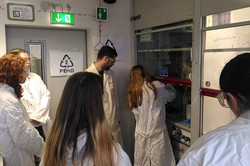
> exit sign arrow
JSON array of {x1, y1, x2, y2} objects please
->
[{"x1": 56, "y1": 13, "x2": 62, "y2": 22}]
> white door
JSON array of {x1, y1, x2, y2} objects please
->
[{"x1": 6, "y1": 27, "x2": 87, "y2": 118}]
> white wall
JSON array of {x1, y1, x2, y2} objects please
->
[
  {"x1": 134, "y1": 0, "x2": 194, "y2": 30},
  {"x1": 202, "y1": 0, "x2": 250, "y2": 16},
  {"x1": 0, "y1": 0, "x2": 134, "y2": 159}
]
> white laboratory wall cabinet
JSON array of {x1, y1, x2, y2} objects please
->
[{"x1": 134, "y1": 0, "x2": 194, "y2": 30}]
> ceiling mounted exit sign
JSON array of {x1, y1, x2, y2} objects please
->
[
  {"x1": 96, "y1": 7, "x2": 108, "y2": 21},
  {"x1": 51, "y1": 12, "x2": 74, "y2": 24}
]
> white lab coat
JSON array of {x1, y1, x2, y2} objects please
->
[
  {"x1": 0, "y1": 84, "x2": 44, "y2": 166},
  {"x1": 66, "y1": 132, "x2": 131, "y2": 166},
  {"x1": 177, "y1": 110, "x2": 250, "y2": 166},
  {"x1": 85, "y1": 63, "x2": 123, "y2": 146},
  {"x1": 132, "y1": 81, "x2": 176, "y2": 166},
  {"x1": 21, "y1": 72, "x2": 51, "y2": 137}
]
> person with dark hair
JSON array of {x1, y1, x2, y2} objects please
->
[
  {"x1": 178, "y1": 53, "x2": 250, "y2": 166},
  {"x1": 126, "y1": 65, "x2": 176, "y2": 166},
  {"x1": 0, "y1": 53, "x2": 44, "y2": 166},
  {"x1": 41, "y1": 72, "x2": 131, "y2": 166},
  {"x1": 85, "y1": 45, "x2": 123, "y2": 146}
]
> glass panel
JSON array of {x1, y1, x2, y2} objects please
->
[
  {"x1": 205, "y1": 25, "x2": 250, "y2": 50},
  {"x1": 202, "y1": 96, "x2": 235, "y2": 134},
  {"x1": 166, "y1": 85, "x2": 191, "y2": 115},
  {"x1": 136, "y1": 23, "x2": 193, "y2": 152},
  {"x1": 30, "y1": 45, "x2": 42, "y2": 78},
  {"x1": 25, "y1": 40, "x2": 46, "y2": 84},
  {"x1": 137, "y1": 27, "x2": 192, "y2": 50},
  {"x1": 137, "y1": 50, "x2": 192, "y2": 79},
  {"x1": 202, "y1": 52, "x2": 239, "y2": 89},
  {"x1": 205, "y1": 7, "x2": 250, "y2": 27}
]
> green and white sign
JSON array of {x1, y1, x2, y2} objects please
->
[
  {"x1": 7, "y1": 3, "x2": 35, "y2": 22},
  {"x1": 51, "y1": 12, "x2": 74, "y2": 25},
  {"x1": 96, "y1": 7, "x2": 108, "y2": 21}
]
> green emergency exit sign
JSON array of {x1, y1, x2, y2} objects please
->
[
  {"x1": 96, "y1": 7, "x2": 108, "y2": 21},
  {"x1": 51, "y1": 12, "x2": 74, "y2": 24}
]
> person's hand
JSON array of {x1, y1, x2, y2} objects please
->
[{"x1": 31, "y1": 119, "x2": 41, "y2": 125}]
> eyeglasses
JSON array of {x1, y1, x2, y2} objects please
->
[
  {"x1": 107, "y1": 56, "x2": 116, "y2": 63},
  {"x1": 216, "y1": 91, "x2": 229, "y2": 108}
]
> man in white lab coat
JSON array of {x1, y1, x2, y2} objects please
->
[{"x1": 85, "y1": 46, "x2": 123, "y2": 146}]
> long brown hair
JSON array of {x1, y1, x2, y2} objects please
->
[
  {"x1": 43, "y1": 72, "x2": 118, "y2": 166},
  {"x1": 0, "y1": 53, "x2": 26, "y2": 98},
  {"x1": 126, "y1": 65, "x2": 157, "y2": 110}
]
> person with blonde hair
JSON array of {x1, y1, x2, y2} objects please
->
[
  {"x1": 0, "y1": 53, "x2": 44, "y2": 166},
  {"x1": 126, "y1": 65, "x2": 176, "y2": 166},
  {"x1": 9, "y1": 48, "x2": 51, "y2": 165},
  {"x1": 8, "y1": 48, "x2": 51, "y2": 140},
  {"x1": 41, "y1": 72, "x2": 131, "y2": 166}
]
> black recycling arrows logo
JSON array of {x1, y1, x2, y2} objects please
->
[{"x1": 60, "y1": 54, "x2": 74, "y2": 68}]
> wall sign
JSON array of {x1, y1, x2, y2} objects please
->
[
  {"x1": 51, "y1": 12, "x2": 75, "y2": 24},
  {"x1": 49, "y1": 51, "x2": 83, "y2": 77},
  {"x1": 7, "y1": 2, "x2": 35, "y2": 22},
  {"x1": 160, "y1": 67, "x2": 168, "y2": 77},
  {"x1": 96, "y1": 7, "x2": 108, "y2": 21}
]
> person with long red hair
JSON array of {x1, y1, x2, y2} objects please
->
[{"x1": 0, "y1": 53, "x2": 44, "y2": 166}]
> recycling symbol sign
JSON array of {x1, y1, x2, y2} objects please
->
[
  {"x1": 58, "y1": 54, "x2": 75, "y2": 74},
  {"x1": 60, "y1": 54, "x2": 74, "y2": 68},
  {"x1": 49, "y1": 51, "x2": 83, "y2": 77}
]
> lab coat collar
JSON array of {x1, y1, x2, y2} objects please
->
[
  {"x1": 0, "y1": 83, "x2": 15, "y2": 95},
  {"x1": 240, "y1": 110, "x2": 250, "y2": 120}
]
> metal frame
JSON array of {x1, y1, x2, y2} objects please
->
[
  {"x1": 25, "y1": 40, "x2": 47, "y2": 85},
  {"x1": 191, "y1": 0, "x2": 203, "y2": 144}
]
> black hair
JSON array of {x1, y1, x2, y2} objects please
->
[
  {"x1": 97, "y1": 46, "x2": 117, "y2": 59},
  {"x1": 220, "y1": 53, "x2": 250, "y2": 108}
]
